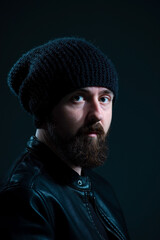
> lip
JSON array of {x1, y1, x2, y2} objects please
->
[{"x1": 87, "y1": 132, "x2": 98, "y2": 137}]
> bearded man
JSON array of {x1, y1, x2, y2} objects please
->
[{"x1": 0, "y1": 37, "x2": 130, "y2": 240}]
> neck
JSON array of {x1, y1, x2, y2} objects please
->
[{"x1": 35, "y1": 129, "x2": 82, "y2": 175}]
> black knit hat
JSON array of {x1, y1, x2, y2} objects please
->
[{"x1": 8, "y1": 37, "x2": 118, "y2": 127}]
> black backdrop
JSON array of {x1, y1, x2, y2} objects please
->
[{"x1": 0, "y1": 1, "x2": 160, "y2": 239}]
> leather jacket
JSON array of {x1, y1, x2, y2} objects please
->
[{"x1": 0, "y1": 136, "x2": 130, "y2": 240}]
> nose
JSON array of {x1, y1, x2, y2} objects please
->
[{"x1": 85, "y1": 99, "x2": 103, "y2": 125}]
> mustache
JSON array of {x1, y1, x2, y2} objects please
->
[{"x1": 76, "y1": 123, "x2": 105, "y2": 136}]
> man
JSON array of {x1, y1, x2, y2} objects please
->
[{"x1": 0, "y1": 37, "x2": 130, "y2": 239}]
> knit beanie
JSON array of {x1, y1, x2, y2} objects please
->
[{"x1": 7, "y1": 37, "x2": 118, "y2": 127}]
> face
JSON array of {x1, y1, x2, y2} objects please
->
[
  {"x1": 51, "y1": 87, "x2": 113, "y2": 139},
  {"x1": 46, "y1": 86, "x2": 114, "y2": 168}
]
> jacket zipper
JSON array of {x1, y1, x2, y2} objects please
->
[{"x1": 88, "y1": 192, "x2": 124, "y2": 240}]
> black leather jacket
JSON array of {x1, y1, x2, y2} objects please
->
[{"x1": 0, "y1": 136, "x2": 130, "y2": 240}]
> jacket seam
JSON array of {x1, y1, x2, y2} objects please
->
[
  {"x1": 98, "y1": 206, "x2": 125, "y2": 240},
  {"x1": 91, "y1": 180, "x2": 126, "y2": 240},
  {"x1": 85, "y1": 198, "x2": 106, "y2": 240},
  {"x1": 33, "y1": 188, "x2": 54, "y2": 226},
  {"x1": 7, "y1": 152, "x2": 28, "y2": 184}
]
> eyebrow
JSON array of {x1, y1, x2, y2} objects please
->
[{"x1": 74, "y1": 88, "x2": 114, "y2": 96}]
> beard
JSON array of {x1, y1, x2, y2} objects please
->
[{"x1": 46, "y1": 120, "x2": 109, "y2": 169}]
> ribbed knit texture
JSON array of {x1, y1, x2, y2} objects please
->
[{"x1": 8, "y1": 37, "x2": 118, "y2": 127}]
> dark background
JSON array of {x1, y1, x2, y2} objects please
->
[{"x1": 0, "y1": 0, "x2": 160, "y2": 239}]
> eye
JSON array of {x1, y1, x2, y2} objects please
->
[
  {"x1": 100, "y1": 96, "x2": 111, "y2": 103},
  {"x1": 71, "y1": 95, "x2": 84, "y2": 103}
]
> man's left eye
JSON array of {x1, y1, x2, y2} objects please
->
[{"x1": 100, "y1": 96, "x2": 110, "y2": 103}]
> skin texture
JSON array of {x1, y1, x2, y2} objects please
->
[{"x1": 36, "y1": 86, "x2": 114, "y2": 175}]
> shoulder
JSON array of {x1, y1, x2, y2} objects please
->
[
  {"x1": 0, "y1": 150, "x2": 63, "y2": 207},
  {"x1": 1, "y1": 151, "x2": 44, "y2": 189},
  {"x1": 0, "y1": 151, "x2": 48, "y2": 207},
  {"x1": 0, "y1": 157, "x2": 56, "y2": 224},
  {"x1": 0, "y1": 154, "x2": 49, "y2": 211}
]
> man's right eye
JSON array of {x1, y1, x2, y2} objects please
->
[{"x1": 71, "y1": 95, "x2": 84, "y2": 103}]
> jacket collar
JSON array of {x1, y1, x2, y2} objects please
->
[{"x1": 26, "y1": 136, "x2": 91, "y2": 191}]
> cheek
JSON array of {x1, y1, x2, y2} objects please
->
[
  {"x1": 53, "y1": 107, "x2": 84, "y2": 137},
  {"x1": 103, "y1": 110, "x2": 112, "y2": 133}
]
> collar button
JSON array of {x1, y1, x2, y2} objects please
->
[{"x1": 78, "y1": 179, "x2": 83, "y2": 186}]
